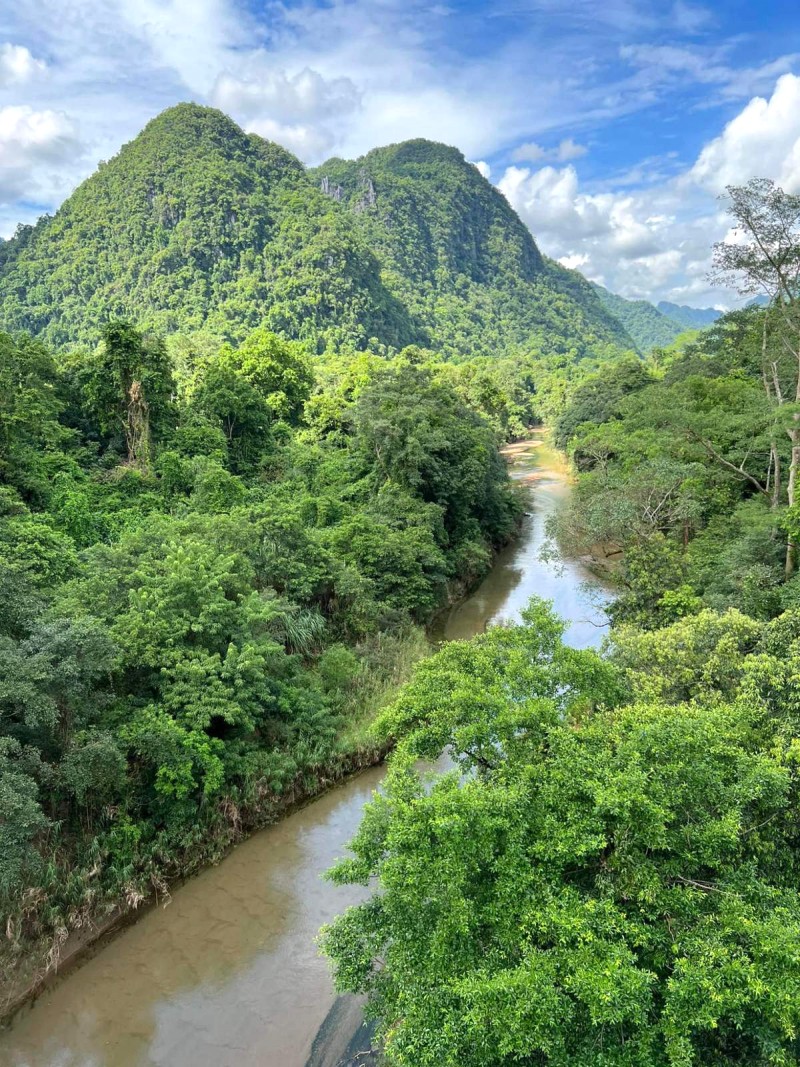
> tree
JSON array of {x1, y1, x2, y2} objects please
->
[
  {"x1": 353, "y1": 365, "x2": 519, "y2": 546},
  {"x1": 0, "y1": 332, "x2": 70, "y2": 504},
  {"x1": 223, "y1": 328, "x2": 313, "y2": 424},
  {"x1": 712, "y1": 179, "x2": 800, "y2": 572},
  {"x1": 190, "y1": 360, "x2": 273, "y2": 474},
  {"x1": 322, "y1": 602, "x2": 800, "y2": 1067},
  {"x1": 81, "y1": 322, "x2": 175, "y2": 468}
]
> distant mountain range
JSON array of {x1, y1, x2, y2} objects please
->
[
  {"x1": 590, "y1": 284, "x2": 723, "y2": 353},
  {"x1": 656, "y1": 301, "x2": 722, "y2": 330}
]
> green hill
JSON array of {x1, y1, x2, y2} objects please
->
[
  {"x1": 590, "y1": 283, "x2": 685, "y2": 353},
  {"x1": 314, "y1": 140, "x2": 634, "y2": 360},
  {"x1": 0, "y1": 104, "x2": 415, "y2": 351},
  {"x1": 0, "y1": 104, "x2": 634, "y2": 360},
  {"x1": 656, "y1": 300, "x2": 721, "y2": 329}
]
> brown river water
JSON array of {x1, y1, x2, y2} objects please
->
[{"x1": 1, "y1": 434, "x2": 610, "y2": 1067}]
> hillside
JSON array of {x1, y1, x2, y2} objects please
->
[
  {"x1": 0, "y1": 104, "x2": 416, "y2": 350},
  {"x1": 314, "y1": 141, "x2": 635, "y2": 360},
  {"x1": 0, "y1": 105, "x2": 633, "y2": 361},
  {"x1": 590, "y1": 282, "x2": 684, "y2": 352},
  {"x1": 656, "y1": 300, "x2": 721, "y2": 329}
]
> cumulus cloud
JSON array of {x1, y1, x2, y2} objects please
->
[
  {"x1": 499, "y1": 157, "x2": 728, "y2": 304},
  {"x1": 511, "y1": 138, "x2": 587, "y2": 164},
  {"x1": 115, "y1": 0, "x2": 249, "y2": 95},
  {"x1": 211, "y1": 65, "x2": 361, "y2": 160},
  {"x1": 0, "y1": 0, "x2": 797, "y2": 305},
  {"x1": 0, "y1": 43, "x2": 46, "y2": 87},
  {"x1": 497, "y1": 73, "x2": 800, "y2": 306},
  {"x1": 0, "y1": 106, "x2": 81, "y2": 205},
  {"x1": 690, "y1": 73, "x2": 800, "y2": 193},
  {"x1": 473, "y1": 160, "x2": 491, "y2": 179}
]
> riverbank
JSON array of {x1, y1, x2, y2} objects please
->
[
  {"x1": 2, "y1": 615, "x2": 436, "y2": 1023},
  {"x1": 1, "y1": 433, "x2": 610, "y2": 1067},
  {"x1": 1, "y1": 730, "x2": 397, "y2": 1027},
  {"x1": 0, "y1": 444, "x2": 525, "y2": 1031}
]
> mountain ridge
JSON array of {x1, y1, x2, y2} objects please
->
[
  {"x1": 656, "y1": 300, "x2": 721, "y2": 329},
  {"x1": 0, "y1": 103, "x2": 635, "y2": 361}
]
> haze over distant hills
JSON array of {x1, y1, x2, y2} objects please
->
[
  {"x1": 656, "y1": 302, "x2": 722, "y2": 331},
  {"x1": 590, "y1": 284, "x2": 691, "y2": 352}
]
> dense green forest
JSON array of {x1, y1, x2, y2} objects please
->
[
  {"x1": 0, "y1": 103, "x2": 641, "y2": 996},
  {"x1": 313, "y1": 143, "x2": 633, "y2": 361},
  {"x1": 0, "y1": 315, "x2": 539, "y2": 990},
  {"x1": 3, "y1": 90, "x2": 800, "y2": 1065},
  {"x1": 0, "y1": 104, "x2": 635, "y2": 363},
  {"x1": 323, "y1": 598, "x2": 800, "y2": 1066},
  {"x1": 590, "y1": 282, "x2": 691, "y2": 352},
  {"x1": 323, "y1": 178, "x2": 800, "y2": 1065}
]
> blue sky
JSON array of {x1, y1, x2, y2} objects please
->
[{"x1": 1, "y1": 0, "x2": 800, "y2": 306}]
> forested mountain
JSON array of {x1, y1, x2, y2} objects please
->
[
  {"x1": 0, "y1": 104, "x2": 633, "y2": 361},
  {"x1": 656, "y1": 300, "x2": 721, "y2": 329},
  {"x1": 0, "y1": 105, "x2": 415, "y2": 351},
  {"x1": 589, "y1": 283, "x2": 685, "y2": 352},
  {"x1": 314, "y1": 142, "x2": 633, "y2": 360}
]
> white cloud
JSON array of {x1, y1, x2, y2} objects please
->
[
  {"x1": 559, "y1": 252, "x2": 590, "y2": 270},
  {"x1": 0, "y1": 0, "x2": 797, "y2": 307},
  {"x1": 690, "y1": 72, "x2": 800, "y2": 193},
  {"x1": 212, "y1": 66, "x2": 361, "y2": 125},
  {"x1": 210, "y1": 65, "x2": 361, "y2": 161},
  {"x1": 620, "y1": 42, "x2": 800, "y2": 104},
  {"x1": 511, "y1": 138, "x2": 588, "y2": 164},
  {"x1": 499, "y1": 158, "x2": 729, "y2": 304},
  {"x1": 0, "y1": 106, "x2": 81, "y2": 205},
  {"x1": 496, "y1": 73, "x2": 800, "y2": 306},
  {"x1": 114, "y1": 0, "x2": 249, "y2": 95},
  {"x1": 0, "y1": 43, "x2": 46, "y2": 87},
  {"x1": 473, "y1": 160, "x2": 491, "y2": 179}
]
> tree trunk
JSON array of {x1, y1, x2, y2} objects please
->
[
  {"x1": 771, "y1": 439, "x2": 781, "y2": 510},
  {"x1": 786, "y1": 419, "x2": 800, "y2": 576},
  {"x1": 125, "y1": 379, "x2": 151, "y2": 468}
]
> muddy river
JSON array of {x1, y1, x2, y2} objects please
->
[{"x1": 2, "y1": 434, "x2": 610, "y2": 1067}]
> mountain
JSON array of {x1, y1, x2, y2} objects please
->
[
  {"x1": 590, "y1": 283, "x2": 684, "y2": 353},
  {"x1": 656, "y1": 301, "x2": 722, "y2": 330},
  {"x1": 0, "y1": 105, "x2": 415, "y2": 351},
  {"x1": 314, "y1": 141, "x2": 634, "y2": 360},
  {"x1": 0, "y1": 104, "x2": 633, "y2": 361}
]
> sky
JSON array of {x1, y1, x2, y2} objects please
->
[{"x1": 1, "y1": 1, "x2": 800, "y2": 308}]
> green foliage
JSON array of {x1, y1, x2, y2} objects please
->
[
  {"x1": 323, "y1": 601, "x2": 800, "y2": 1067},
  {"x1": 0, "y1": 331, "x2": 73, "y2": 504},
  {"x1": 555, "y1": 305, "x2": 800, "y2": 626},
  {"x1": 0, "y1": 314, "x2": 522, "y2": 976},
  {"x1": 0, "y1": 106, "x2": 632, "y2": 365},
  {"x1": 316, "y1": 142, "x2": 633, "y2": 361},
  {"x1": 554, "y1": 355, "x2": 653, "y2": 449},
  {"x1": 591, "y1": 282, "x2": 686, "y2": 353},
  {"x1": 80, "y1": 321, "x2": 176, "y2": 466},
  {"x1": 657, "y1": 301, "x2": 721, "y2": 330},
  {"x1": 0, "y1": 104, "x2": 414, "y2": 352}
]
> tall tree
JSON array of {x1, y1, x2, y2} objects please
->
[
  {"x1": 84, "y1": 322, "x2": 175, "y2": 468},
  {"x1": 711, "y1": 178, "x2": 800, "y2": 571}
]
